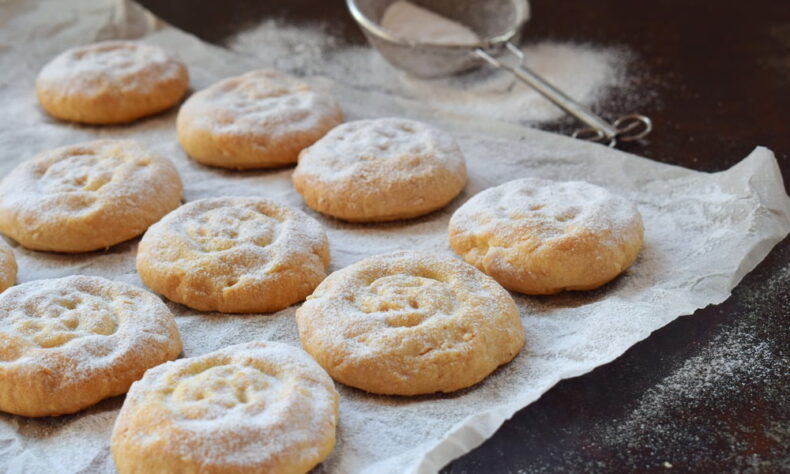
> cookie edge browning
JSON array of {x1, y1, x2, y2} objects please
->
[
  {"x1": 0, "y1": 140, "x2": 184, "y2": 253},
  {"x1": 0, "y1": 276, "x2": 182, "y2": 417},
  {"x1": 296, "y1": 251, "x2": 525, "y2": 395},
  {"x1": 110, "y1": 341, "x2": 340, "y2": 474},
  {"x1": 448, "y1": 180, "x2": 645, "y2": 295},
  {"x1": 0, "y1": 240, "x2": 16, "y2": 292},
  {"x1": 176, "y1": 71, "x2": 344, "y2": 170},
  {"x1": 136, "y1": 197, "x2": 331, "y2": 314},
  {"x1": 35, "y1": 41, "x2": 189, "y2": 125},
  {"x1": 292, "y1": 118, "x2": 468, "y2": 223}
]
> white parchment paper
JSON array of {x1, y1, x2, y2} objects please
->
[{"x1": 1, "y1": 1, "x2": 789, "y2": 473}]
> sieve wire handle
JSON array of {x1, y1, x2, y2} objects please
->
[{"x1": 474, "y1": 42, "x2": 652, "y2": 147}]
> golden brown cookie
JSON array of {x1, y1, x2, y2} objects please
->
[
  {"x1": 448, "y1": 178, "x2": 644, "y2": 294},
  {"x1": 36, "y1": 40, "x2": 189, "y2": 124},
  {"x1": 292, "y1": 118, "x2": 467, "y2": 222},
  {"x1": 0, "y1": 275, "x2": 182, "y2": 417},
  {"x1": 296, "y1": 251, "x2": 524, "y2": 395},
  {"x1": 137, "y1": 197, "x2": 330, "y2": 313},
  {"x1": 176, "y1": 70, "x2": 343, "y2": 169},
  {"x1": 0, "y1": 139, "x2": 183, "y2": 253},
  {"x1": 0, "y1": 240, "x2": 15, "y2": 293},
  {"x1": 111, "y1": 341, "x2": 339, "y2": 474}
]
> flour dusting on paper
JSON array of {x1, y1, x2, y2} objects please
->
[{"x1": 229, "y1": 19, "x2": 640, "y2": 125}]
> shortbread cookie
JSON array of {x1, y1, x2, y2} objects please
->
[
  {"x1": 176, "y1": 70, "x2": 343, "y2": 169},
  {"x1": 449, "y1": 178, "x2": 644, "y2": 294},
  {"x1": 296, "y1": 251, "x2": 524, "y2": 395},
  {"x1": 0, "y1": 140, "x2": 183, "y2": 253},
  {"x1": 36, "y1": 41, "x2": 189, "y2": 124},
  {"x1": 137, "y1": 197, "x2": 330, "y2": 313},
  {"x1": 292, "y1": 118, "x2": 467, "y2": 222},
  {"x1": 0, "y1": 276, "x2": 181, "y2": 417},
  {"x1": 111, "y1": 341, "x2": 339, "y2": 474},
  {"x1": 0, "y1": 240, "x2": 15, "y2": 293}
]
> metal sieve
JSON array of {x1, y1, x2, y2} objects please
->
[{"x1": 347, "y1": 0, "x2": 652, "y2": 146}]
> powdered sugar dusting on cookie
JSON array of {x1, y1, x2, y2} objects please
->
[
  {"x1": 182, "y1": 70, "x2": 341, "y2": 138},
  {"x1": 452, "y1": 177, "x2": 641, "y2": 242},
  {"x1": 115, "y1": 341, "x2": 338, "y2": 470},
  {"x1": 296, "y1": 251, "x2": 524, "y2": 394},
  {"x1": 37, "y1": 41, "x2": 185, "y2": 95},
  {"x1": 297, "y1": 118, "x2": 466, "y2": 182},
  {"x1": 142, "y1": 197, "x2": 326, "y2": 277},
  {"x1": 0, "y1": 241, "x2": 15, "y2": 292},
  {"x1": 0, "y1": 275, "x2": 180, "y2": 415},
  {"x1": 137, "y1": 197, "x2": 330, "y2": 313},
  {"x1": 0, "y1": 275, "x2": 177, "y2": 371},
  {"x1": 0, "y1": 139, "x2": 183, "y2": 252}
]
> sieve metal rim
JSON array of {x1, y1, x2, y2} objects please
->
[{"x1": 346, "y1": 0, "x2": 530, "y2": 50}]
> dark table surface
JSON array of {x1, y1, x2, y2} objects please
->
[{"x1": 137, "y1": 1, "x2": 790, "y2": 472}]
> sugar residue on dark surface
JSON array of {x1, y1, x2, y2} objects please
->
[{"x1": 443, "y1": 243, "x2": 789, "y2": 474}]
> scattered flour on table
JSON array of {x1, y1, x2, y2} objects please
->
[
  {"x1": 229, "y1": 19, "x2": 641, "y2": 125},
  {"x1": 576, "y1": 262, "x2": 790, "y2": 472}
]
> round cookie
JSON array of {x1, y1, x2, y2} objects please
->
[
  {"x1": 111, "y1": 341, "x2": 340, "y2": 474},
  {"x1": 292, "y1": 118, "x2": 468, "y2": 222},
  {"x1": 0, "y1": 139, "x2": 183, "y2": 253},
  {"x1": 0, "y1": 275, "x2": 182, "y2": 417},
  {"x1": 0, "y1": 240, "x2": 15, "y2": 293},
  {"x1": 448, "y1": 178, "x2": 644, "y2": 294},
  {"x1": 137, "y1": 197, "x2": 330, "y2": 313},
  {"x1": 176, "y1": 70, "x2": 343, "y2": 169},
  {"x1": 36, "y1": 40, "x2": 189, "y2": 124},
  {"x1": 296, "y1": 251, "x2": 525, "y2": 395}
]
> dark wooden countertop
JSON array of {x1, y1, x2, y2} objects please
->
[{"x1": 137, "y1": 0, "x2": 790, "y2": 471}]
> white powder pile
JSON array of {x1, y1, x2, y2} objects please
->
[
  {"x1": 229, "y1": 19, "x2": 637, "y2": 125},
  {"x1": 379, "y1": 1, "x2": 480, "y2": 46}
]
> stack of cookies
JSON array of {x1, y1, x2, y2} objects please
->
[{"x1": 0, "y1": 39, "x2": 644, "y2": 474}]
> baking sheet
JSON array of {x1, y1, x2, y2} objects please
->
[{"x1": 0, "y1": 1, "x2": 789, "y2": 473}]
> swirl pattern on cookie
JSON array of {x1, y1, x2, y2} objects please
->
[
  {"x1": 0, "y1": 140, "x2": 183, "y2": 253},
  {"x1": 449, "y1": 178, "x2": 644, "y2": 294},
  {"x1": 176, "y1": 70, "x2": 343, "y2": 169},
  {"x1": 137, "y1": 197, "x2": 330, "y2": 313},
  {"x1": 296, "y1": 251, "x2": 524, "y2": 395},
  {"x1": 111, "y1": 341, "x2": 339, "y2": 474},
  {"x1": 36, "y1": 41, "x2": 189, "y2": 124},
  {"x1": 0, "y1": 240, "x2": 15, "y2": 293},
  {"x1": 293, "y1": 118, "x2": 467, "y2": 222},
  {"x1": 0, "y1": 276, "x2": 182, "y2": 417}
]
